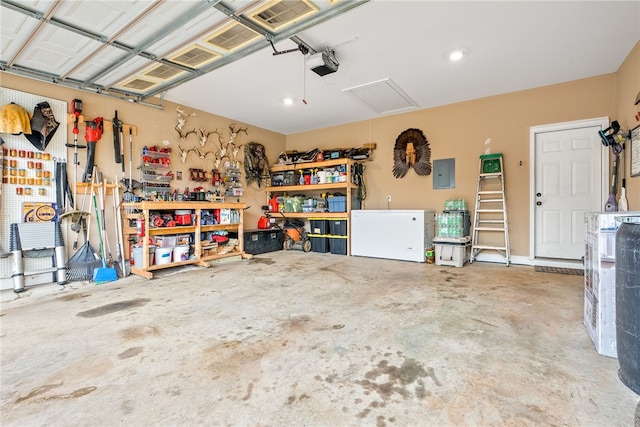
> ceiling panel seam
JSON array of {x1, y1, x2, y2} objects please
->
[
  {"x1": 83, "y1": 0, "x2": 224, "y2": 88},
  {"x1": 0, "y1": 62, "x2": 164, "y2": 109},
  {"x1": 59, "y1": 0, "x2": 165, "y2": 80},
  {"x1": 0, "y1": 0, "x2": 222, "y2": 92},
  {"x1": 6, "y1": 0, "x2": 62, "y2": 66},
  {"x1": 2, "y1": 0, "x2": 109, "y2": 45}
]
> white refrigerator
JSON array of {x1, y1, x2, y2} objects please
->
[{"x1": 351, "y1": 210, "x2": 435, "y2": 262}]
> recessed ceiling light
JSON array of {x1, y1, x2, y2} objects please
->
[
  {"x1": 449, "y1": 49, "x2": 467, "y2": 61},
  {"x1": 283, "y1": 98, "x2": 294, "y2": 105}
]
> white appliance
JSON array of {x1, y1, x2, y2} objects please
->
[{"x1": 351, "y1": 210, "x2": 435, "y2": 262}]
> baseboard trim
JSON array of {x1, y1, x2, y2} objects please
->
[
  {"x1": 471, "y1": 254, "x2": 583, "y2": 270},
  {"x1": 471, "y1": 254, "x2": 530, "y2": 266}
]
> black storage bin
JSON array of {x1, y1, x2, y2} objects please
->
[
  {"x1": 329, "y1": 236, "x2": 347, "y2": 255},
  {"x1": 309, "y1": 234, "x2": 329, "y2": 253},
  {"x1": 329, "y1": 219, "x2": 348, "y2": 236},
  {"x1": 243, "y1": 229, "x2": 283, "y2": 255},
  {"x1": 443, "y1": 210, "x2": 471, "y2": 237},
  {"x1": 309, "y1": 219, "x2": 329, "y2": 235}
]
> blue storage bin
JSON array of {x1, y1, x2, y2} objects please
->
[{"x1": 328, "y1": 196, "x2": 346, "y2": 212}]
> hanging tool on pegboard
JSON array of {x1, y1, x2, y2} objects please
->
[
  {"x1": 65, "y1": 99, "x2": 85, "y2": 209},
  {"x1": 82, "y1": 117, "x2": 103, "y2": 183},
  {"x1": 112, "y1": 110, "x2": 122, "y2": 164}
]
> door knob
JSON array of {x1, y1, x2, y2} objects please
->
[
  {"x1": 536, "y1": 201, "x2": 542, "y2": 206},
  {"x1": 536, "y1": 192, "x2": 542, "y2": 197}
]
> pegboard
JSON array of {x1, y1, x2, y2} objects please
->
[{"x1": 1, "y1": 87, "x2": 68, "y2": 288}]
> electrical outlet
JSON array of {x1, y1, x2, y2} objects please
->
[{"x1": 387, "y1": 195, "x2": 392, "y2": 203}]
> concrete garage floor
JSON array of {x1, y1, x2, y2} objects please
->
[{"x1": 1, "y1": 251, "x2": 638, "y2": 426}]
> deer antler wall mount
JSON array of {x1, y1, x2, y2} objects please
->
[
  {"x1": 175, "y1": 106, "x2": 196, "y2": 132},
  {"x1": 226, "y1": 123, "x2": 249, "y2": 162},
  {"x1": 195, "y1": 148, "x2": 214, "y2": 160},
  {"x1": 198, "y1": 128, "x2": 217, "y2": 147},
  {"x1": 178, "y1": 144, "x2": 195, "y2": 163},
  {"x1": 228, "y1": 123, "x2": 249, "y2": 144}
]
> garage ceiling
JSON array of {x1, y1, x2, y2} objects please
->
[{"x1": 2, "y1": 0, "x2": 639, "y2": 135}]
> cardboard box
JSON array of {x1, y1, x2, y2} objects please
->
[
  {"x1": 200, "y1": 242, "x2": 218, "y2": 256},
  {"x1": 584, "y1": 263, "x2": 617, "y2": 358}
]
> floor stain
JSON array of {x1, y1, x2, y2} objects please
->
[
  {"x1": 118, "y1": 346, "x2": 144, "y2": 359},
  {"x1": 202, "y1": 337, "x2": 288, "y2": 380},
  {"x1": 378, "y1": 302, "x2": 403, "y2": 310},
  {"x1": 472, "y1": 318, "x2": 498, "y2": 328},
  {"x1": 318, "y1": 266, "x2": 354, "y2": 283},
  {"x1": 76, "y1": 298, "x2": 150, "y2": 318},
  {"x1": 439, "y1": 270, "x2": 462, "y2": 283},
  {"x1": 356, "y1": 358, "x2": 439, "y2": 409},
  {"x1": 249, "y1": 257, "x2": 275, "y2": 265},
  {"x1": 120, "y1": 325, "x2": 160, "y2": 340},
  {"x1": 57, "y1": 293, "x2": 90, "y2": 301},
  {"x1": 121, "y1": 399, "x2": 135, "y2": 415},
  {"x1": 16, "y1": 385, "x2": 97, "y2": 404},
  {"x1": 325, "y1": 373, "x2": 338, "y2": 384},
  {"x1": 281, "y1": 315, "x2": 311, "y2": 331},
  {"x1": 439, "y1": 269, "x2": 461, "y2": 276},
  {"x1": 15, "y1": 383, "x2": 63, "y2": 403},
  {"x1": 415, "y1": 378, "x2": 430, "y2": 399},
  {"x1": 64, "y1": 387, "x2": 97, "y2": 399},
  {"x1": 357, "y1": 407, "x2": 372, "y2": 419},
  {"x1": 425, "y1": 366, "x2": 442, "y2": 387},
  {"x1": 165, "y1": 385, "x2": 182, "y2": 396},
  {"x1": 286, "y1": 393, "x2": 310, "y2": 405},
  {"x1": 242, "y1": 382, "x2": 254, "y2": 401},
  {"x1": 205, "y1": 340, "x2": 242, "y2": 352}
]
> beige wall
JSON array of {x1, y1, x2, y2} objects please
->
[
  {"x1": 1, "y1": 72, "x2": 286, "y2": 244},
  {"x1": 2, "y1": 42, "x2": 637, "y2": 260},
  {"x1": 616, "y1": 41, "x2": 640, "y2": 206},
  {"x1": 287, "y1": 53, "x2": 638, "y2": 258}
]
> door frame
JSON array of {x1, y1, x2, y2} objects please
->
[{"x1": 529, "y1": 117, "x2": 610, "y2": 267}]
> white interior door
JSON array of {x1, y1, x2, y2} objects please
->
[{"x1": 531, "y1": 119, "x2": 608, "y2": 262}]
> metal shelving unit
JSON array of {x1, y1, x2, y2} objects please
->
[{"x1": 140, "y1": 150, "x2": 171, "y2": 198}]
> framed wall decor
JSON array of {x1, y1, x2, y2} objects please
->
[{"x1": 631, "y1": 125, "x2": 640, "y2": 177}]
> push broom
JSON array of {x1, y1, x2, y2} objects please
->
[{"x1": 91, "y1": 169, "x2": 117, "y2": 284}]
